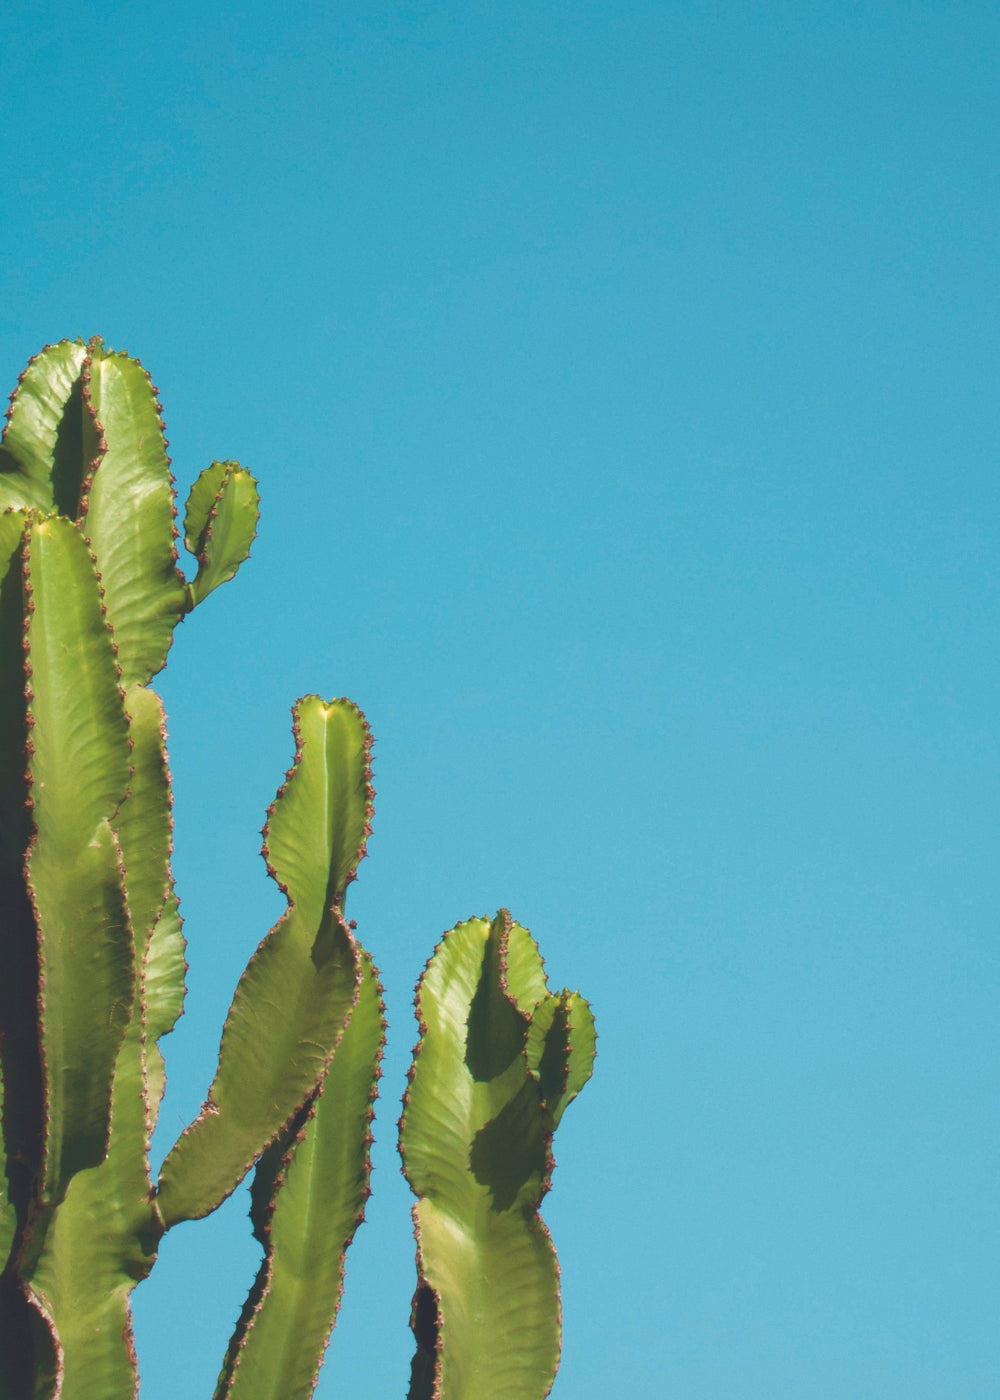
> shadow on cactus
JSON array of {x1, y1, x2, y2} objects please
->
[{"x1": 0, "y1": 338, "x2": 595, "y2": 1400}]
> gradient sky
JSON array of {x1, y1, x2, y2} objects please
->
[{"x1": 3, "y1": 3, "x2": 999, "y2": 1396}]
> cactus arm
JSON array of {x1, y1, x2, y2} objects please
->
[
  {"x1": 23, "y1": 516, "x2": 135, "y2": 1202},
  {"x1": 214, "y1": 949, "x2": 385, "y2": 1400},
  {"x1": 526, "y1": 992, "x2": 597, "y2": 1129},
  {"x1": 0, "y1": 341, "x2": 89, "y2": 513},
  {"x1": 78, "y1": 341, "x2": 187, "y2": 686},
  {"x1": 260, "y1": 696, "x2": 373, "y2": 922},
  {"x1": 400, "y1": 912, "x2": 562, "y2": 1400},
  {"x1": 156, "y1": 697, "x2": 373, "y2": 1228},
  {"x1": 183, "y1": 461, "x2": 260, "y2": 608},
  {"x1": 154, "y1": 904, "x2": 359, "y2": 1230},
  {"x1": 183, "y1": 459, "x2": 232, "y2": 547},
  {"x1": 501, "y1": 921, "x2": 550, "y2": 1012}
]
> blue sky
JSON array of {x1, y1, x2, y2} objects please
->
[{"x1": 3, "y1": 2, "x2": 999, "y2": 1395}]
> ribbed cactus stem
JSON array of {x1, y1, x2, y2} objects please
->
[
  {"x1": 399, "y1": 911, "x2": 596, "y2": 1400},
  {"x1": 156, "y1": 697, "x2": 374, "y2": 1229}
]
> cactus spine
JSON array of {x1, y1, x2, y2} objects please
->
[{"x1": 0, "y1": 339, "x2": 594, "y2": 1400}]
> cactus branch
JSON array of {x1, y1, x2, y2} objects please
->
[
  {"x1": 400, "y1": 911, "x2": 595, "y2": 1400},
  {"x1": 214, "y1": 949, "x2": 386, "y2": 1400},
  {"x1": 156, "y1": 697, "x2": 374, "y2": 1229}
]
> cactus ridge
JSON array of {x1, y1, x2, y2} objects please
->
[
  {"x1": 182, "y1": 459, "x2": 261, "y2": 609},
  {"x1": 0, "y1": 513, "x2": 42, "y2": 1240}
]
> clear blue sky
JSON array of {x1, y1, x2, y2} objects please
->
[{"x1": 3, "y1": 2, "x2": 999, "y2": 1396}]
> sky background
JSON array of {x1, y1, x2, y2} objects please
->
[{"x1": 3, "y1": 2, "x2": 999, "y2": 1396}]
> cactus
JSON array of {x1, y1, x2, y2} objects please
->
[
  {"x1": 0, "y1": 339, "x2": 594, "y2": 1400},
  {"x1": 400, "y1": 912, "x2": 596, "y2": 1400}
]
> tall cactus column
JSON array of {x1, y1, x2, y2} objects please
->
[{"x1": 0, "y1": 338, "x2": 202, "y2": 1394}]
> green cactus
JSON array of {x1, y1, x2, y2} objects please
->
[
  {"x1": 0, "y1": 338, "x2": 594, "y2": 1400},
  {"x1": 400, "y1": 911, "x2": 596, "y2": 1400}
]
